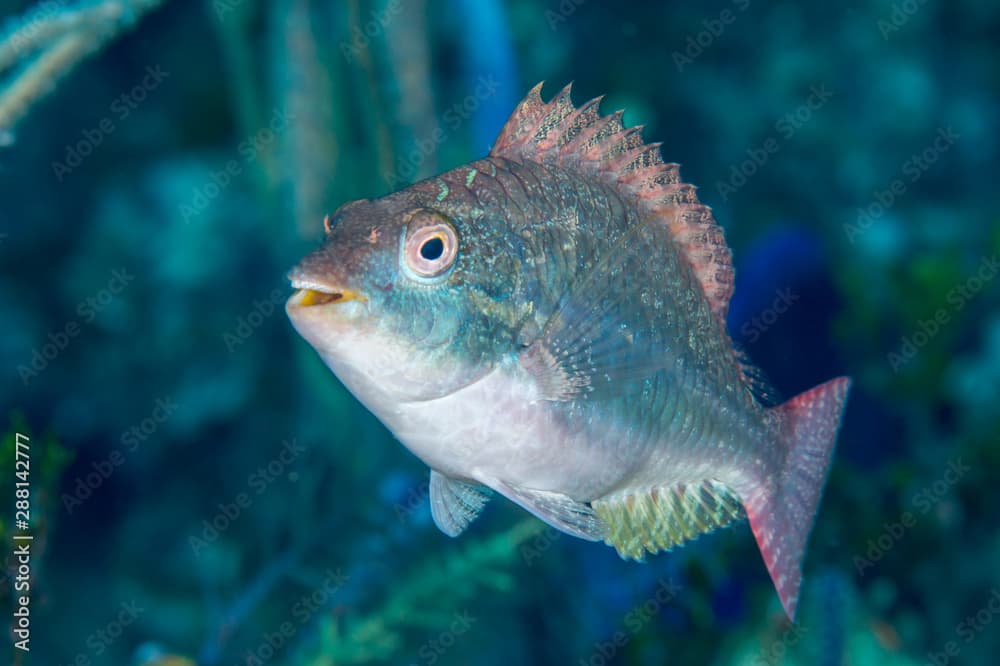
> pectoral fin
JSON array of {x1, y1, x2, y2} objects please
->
[
  {"x1": 517, "y1": 216, "x2": 682, "y2": 403},
  {"x1": 484, "y1": 477, "x2": 605, "y2": 541},
  {"x1": 429, "y1": 470, "x2": 492, "y2": 537}
]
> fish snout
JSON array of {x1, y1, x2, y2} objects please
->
[{"x1": 286, "y1": 248, "x2": 370, "y2": 311}]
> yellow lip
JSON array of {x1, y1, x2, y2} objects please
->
[{"x1": 294, "y1": 287, "x2": 367, "y2": 307}]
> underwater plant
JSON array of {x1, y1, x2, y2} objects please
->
[
  {"x1": 0, "y1": 0, "x2": 163, "y2": 132},
  {"x1": 292, "y1": 519, "x2": 545, "y2": 665}
]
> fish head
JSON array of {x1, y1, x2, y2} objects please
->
[{"x1": 286, "y1": 188, "x2": 523, "y2": 407}]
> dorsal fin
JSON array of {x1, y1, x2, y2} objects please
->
[
  {"x1": 491, "y1": 82, "x2": 735, "y2": 321},
  {"x1": 734, "y1": 346, "x2": 783, "y2": 407},
  {"x1": 591, "y1": 479, "x2": 745, "y2": 560}
]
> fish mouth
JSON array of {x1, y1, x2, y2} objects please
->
[{"x1": 288, "y1": 279, "x2": 368, "y2": 308}]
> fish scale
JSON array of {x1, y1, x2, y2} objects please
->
[
  {"x1": 286, "y1": 82, "x2": 851, "y2": 620},
  {"x1": 432, "y1": 151, "x2": 754, "y2": 497}
]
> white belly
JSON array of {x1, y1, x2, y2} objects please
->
[{"x1": 385, "y1": 360, "x2": 632, "y2": 499}]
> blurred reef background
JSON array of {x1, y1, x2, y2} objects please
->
[{"x1": 1, "y1": 0, "x2": 999, "y2": 664}]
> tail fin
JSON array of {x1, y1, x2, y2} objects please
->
[{"x1": 745, "y1": 377, "x2": 851, "y2": 621}]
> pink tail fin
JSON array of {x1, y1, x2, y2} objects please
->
[{"x1": 745, "y1": 376, "x2": 851, "y2": 620}]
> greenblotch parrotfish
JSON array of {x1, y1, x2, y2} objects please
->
[{"x1": 286, "y1": 83, "x2": 850, "y2": 620}]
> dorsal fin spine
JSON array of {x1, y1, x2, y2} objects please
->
[
  {"x1": 490, "y1": 82, "x2": 736, "y2": 321},
  {"x1": 574, "y1": 110, "x2": 625, "y2": 158}
]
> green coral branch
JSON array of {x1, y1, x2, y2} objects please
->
[
  {"x1": 0, "y1": 0, "x2": 118, "y2": 71},
  {"x1": 313, "y1": 519, "x2": 546, "y2": 665},
  {"x1": 0, "y1": 0, "x2": 165, "y2": 132}
]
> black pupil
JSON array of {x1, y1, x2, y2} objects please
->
[{"x1": 420, "y1": 236, "x2": 444, "y2": 261}]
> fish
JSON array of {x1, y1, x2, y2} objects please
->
[{"x1": 286, "y1": 82, "x2": 850, "y2": 620}]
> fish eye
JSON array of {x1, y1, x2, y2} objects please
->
[
  {"x1": 402, "y1": 210, "x2": 458, "y2": 280},
  {"x1": 420, "y1": 236, "x2": 444, "y2": 261}
]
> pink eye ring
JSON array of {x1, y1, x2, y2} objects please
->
[{"x1": 402, "y1": 211, "x2": 459, "y2": 279}]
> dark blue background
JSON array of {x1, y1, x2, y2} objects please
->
[{"x1": 1, "y1": 0, "x2": 998, "y2": 664}]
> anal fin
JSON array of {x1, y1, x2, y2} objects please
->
[
  {"x1": 592, "y1": 479, "x2": 744, "y2": 560},
  {"x1": 429, "y1": 470, "x2": 492, "y2": 537}
]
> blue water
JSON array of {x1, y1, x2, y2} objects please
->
[{"x1": 2, "y1": 0, "x2": 998, "y2": 664}]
